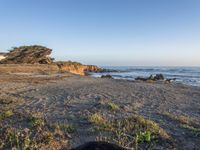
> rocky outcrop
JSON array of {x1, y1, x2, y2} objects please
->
[
  {"x1": 101, "y1": 74, "x2": 113, "y2": 79},
  {"x1": 55, "y1": 61, "x2": 102, "y2": 76},
  {"x1": 135, "y1": 74, "x2": 176, "y2": 83},
  {"x1": 135, "y1": 74, "x2": 165, "y2": 81},
  {"x1": 0, "y1": 45, "x2": 54, "y2": 64},
  {"x1": 0, "y1": 63, "x2": 102, "y2": 76},
  {"x1": 0, "y1": 45, "x2": 102, "y2": 76}
]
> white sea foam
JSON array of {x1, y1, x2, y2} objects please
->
[{"x1": 91, "y1": 66, "x2": 200, "y2": 87}]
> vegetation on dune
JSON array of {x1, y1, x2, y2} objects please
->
[
  {"x1": 0, "y1": 96, "x2": 25, "y2": 112},
  {"x1": 88, "y1": 113, "x2": 170, "y2": 150},
  {"x1": 0, "y1": 45, "x2": 102, "y2": 76},
  {"x1": 0, "y1": 45, "x2": 54, "y2": 64},
  {"x1": 107, "y1": 102, "x2": 119, "y2": 112},
  {"x1": 162, "y1": 112, "x2": 200, "y2": 137},
  {"x1": 0, "y1": 110, "x2": 13, "y2": 121},
  {"x1": 180, "y1": 124, "x2": 200, "y2": 137},
  {"x1": 0, "y1": 111, "x2": 70, "y2": 150},
  {"x1": 28, "y1": 112, "x2": 45, "y2": 128},
  {"x1": 52, "y1": 122, "x2": 76, "y2": 134},
  {"x1": 88, "y1": 113, "x2": 107, "y2": 126}
]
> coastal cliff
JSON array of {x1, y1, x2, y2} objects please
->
[
  {"x1": 0, "y1": 63, "x2": 101, "y2": 76},
  {"x1": 56, "y1": 61, "x2": 101, "y2": 76},
  {"x1": 0, "y1": 45, "x2": 102, "y2": 76}
]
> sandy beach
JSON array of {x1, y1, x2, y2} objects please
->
[
  {"x1": 0, "y1": 73, "x2": 200, "y2": 149},
  {"x1": 1, "y1": 0, "x2": 200, "y2": 149}
]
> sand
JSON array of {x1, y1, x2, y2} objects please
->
[{"x1": 0, "y1": 73, "x2": 200, "y2": 149}]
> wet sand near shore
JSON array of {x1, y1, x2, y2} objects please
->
[{"x1": 0, "y1": 73, "x2": 200, "y2": 149}]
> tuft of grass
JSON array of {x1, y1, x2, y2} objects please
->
[
  {"x1": 177, "y1": 115, "x2": 194, "y2": 125},
  {"x1": 56, "y1": 123, "x2": 75, "y2": 134},
  {"x1": 162, "y1": 112, "x2": 200, "y2": 137},
  {"x1": 107, "y1": 102, "x2": 119, "y2": 112},
  {"x1": 0, "y1": 126, "x2": 55, "y2": 149},
  {"x1": 28, "y1": 113, "x2": 45, "y2": 128},
  {"x1": 41, "y1": 131, "x2": 54, "y2": 144},
  {"x1": 0, "y1": 127, "x2": 31, "y2": 150},
  {"x1": 0, "y1": 111, "x2": 69, "y2": 150},
  {"x1": 180, "y1": 124, "x2": 200, "y2": 137},
  {"x1": 88, "y1": 113, "x2": 106, "y2": 125},
  {"x1": 162, "y1": 112, "x2": 195, "y2": 126},
  {"x1": 137, "y1": 131, "x2": 152, "y2": 143},
  {"x1": 94, "y1": 114, "x2": 170, "y2": 149},
  {"x1": 147, "y1": 80, "x2": 155, "y2": 83},
  {"x1": 0, "y1": 110, "x2": 13, "y2": 121}
]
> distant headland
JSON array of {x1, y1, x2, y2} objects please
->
[{"x1": 0, "y1": 45, "x2": 102, "y2": 76}]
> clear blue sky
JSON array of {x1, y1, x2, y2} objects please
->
[{"x1": 0, "y1": 0, "x2": 200, "y2": 66}]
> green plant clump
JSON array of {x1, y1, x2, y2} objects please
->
[
  {"x1": 28, "y1": 114, "x2": 44, "y2": 128},
  {"x1": 180, "y1": 124, "x2": 200, "y2": 137},
  {"x1": 0, "y1": 110, "x2": 13, "y2": 121},
  {"x1": 93, "y1": 114, "x2": 169, "y2": 149},
  {"x1": 107, "y1": 102, "x2": 119, "y2": 111},
  {"x1": 58, "y1": 124, "x2": 75, "y2": 133}
]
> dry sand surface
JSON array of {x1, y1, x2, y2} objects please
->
[{"x1": 0, "y1": 73, "x2": 200, "y2": 150}]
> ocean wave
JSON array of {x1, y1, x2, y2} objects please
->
[{"x1": 95, "y1": 66, "x2": 200, "y2": 87}]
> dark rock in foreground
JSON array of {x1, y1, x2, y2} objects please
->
[
  {"x1": 135, "y1": 74, "x2": 164, "y2": 81},
  {"x1": 153, "y1": 74, "x2": 164, "y2": 80},
  {"x1": 70, "y1": 141, "x2": 126, "y2": 150},
  {"x1": 165, "y1": 78, "x2": 176, "y2": 83},
  {"x1": 101, "y1": 74, "x2": 113, "y2": 78},
  {"x1": 135, "y1": 74, "x2": 176, "y2": 83}
]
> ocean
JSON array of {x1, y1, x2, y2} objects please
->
[{"x1": 91, "y1": 66, "x2": 200, "y2": 87}]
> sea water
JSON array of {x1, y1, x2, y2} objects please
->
[{"x1": 91, "y1": 66, "x2": 200, "y2": 87}]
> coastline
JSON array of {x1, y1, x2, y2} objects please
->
[
  {"x1": 0, "y1": 72, "x2": 200, "y2": 149},
  {"x1": 90, "y1": 66, "x2": 200, "y2": 87}
]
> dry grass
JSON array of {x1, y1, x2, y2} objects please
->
[
  {"x1": 52, "y1": 123, "x2": 75, "y2": 134},
  {"x1": 28, "y1": 112, "x2": 45, "y2": 128},
  {"x1": 162, "y1": 112, "x2": 199, "y2": 126},
  {"x1": 162, "y1": 112, "x2": 200, "y2": 137},
  {"x1": 88, "y1": 113, "x2": 170, "y2": 149},
  {"x1": 0, "y1": 91, "x2": 72, "y2": 150},
  {"x1": 0, "y1": 111, "x2": 69, "y2": 150},
  {"x1": 0, "y1": 64, "x2": 60, "y2": 75},
  {"x1": 88, "y1": 113, "x2": 107, "y2": 125},
  {"x1": 107, "y1": 102, "x2": 119, "y2": 112},
  {"x1": 162, "y1": 112, "x2": 195, "y2": 126},
  {"x1": 0, "y1": 110, "x2": 13, "y2": 121},
  {"x1": 180, "y1": 124, "x2": 200, "y2": 137}
]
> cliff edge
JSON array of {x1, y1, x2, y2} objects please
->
[
  {"x1": 56, "y1": 61, "x2": 101, "y2": 76},
  {"x1": 0, "y1": 45, "x2": 102, "y2": 76}
]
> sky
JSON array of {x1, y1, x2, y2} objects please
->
[{"x1": 0, "y1": 0, "x2": 200, "y2": 66}]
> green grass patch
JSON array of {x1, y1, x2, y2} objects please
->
[
  {"x1": 92, "y1": 114, "x2": 170, "y2": 149},
  {"x1": 107, "y1": 102, "x2": 119, "y2": 112},
  {"x1": 56, "y1": 123, "x2": 75, "y2": 133},
  {"x1": 28, "y1": 113, "x2": 45, "y2": 128},
  {"x1": 88, "y1": 113, "x2": 106, "y2": 125},
  {"x1": 180, "y1": 124, "x2": 200, "y2": 137},
  {"x1": 0, "y1": 110, "x2": 13, "y2": 121}
]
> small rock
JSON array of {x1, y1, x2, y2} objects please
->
[
  {"x1": 101, "y1": 74, "x2": 113, "y2": 79},
  {"x1": 135, "y1": 74, "x2": 165, "y2": 81}
]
